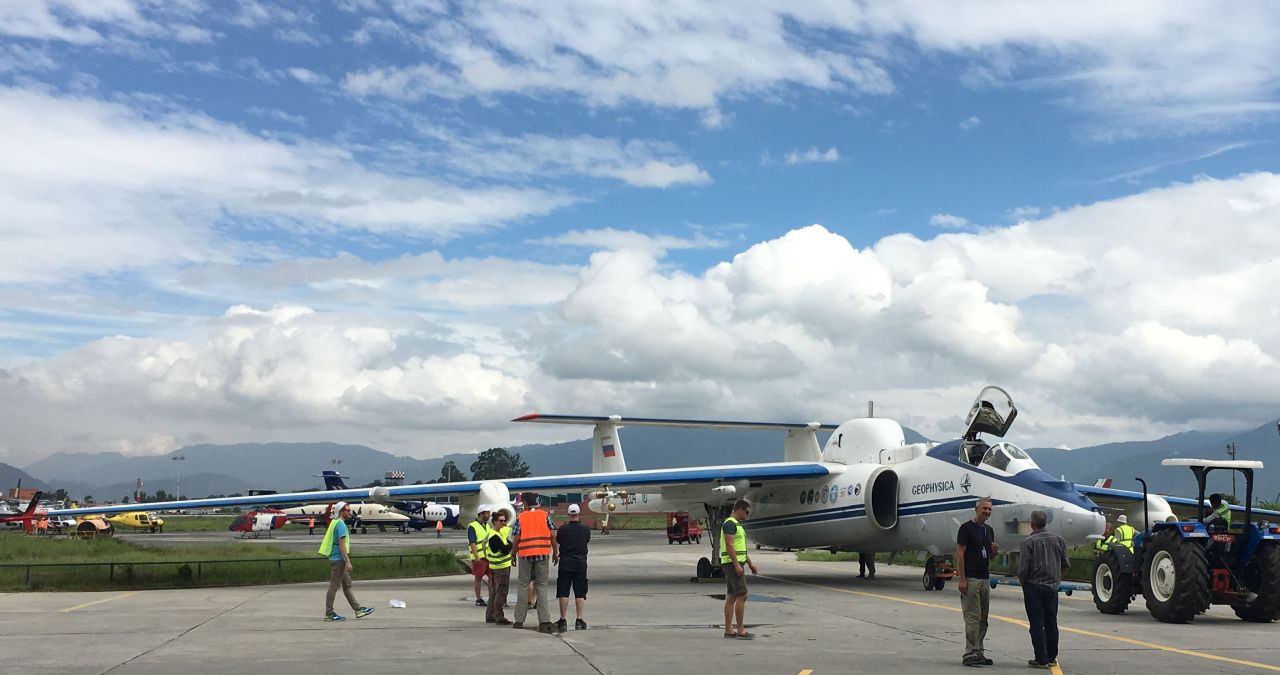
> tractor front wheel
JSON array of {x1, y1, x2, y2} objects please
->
[
  {"x1": 1092, "y1": 549, "x2": 1133, "y2": 614},
  {"x1": 1233, "y1": 542, "x2": 1280, "y2": 622},
  {"x1": 1142, "y1": 530, "x2": 1209, "y2": 623}
]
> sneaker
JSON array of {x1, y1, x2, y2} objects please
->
[
  {"x1": 355, "y1": 607, "x2": 374, "y2": 619},
  {"x1": 575, "y1": 618, "x2": 587, "y2": 631},
  {"x1": 538, "y1": 622, "x2": 556, "y2": 634},
  {"x1": 512, "y1": 622, "x2": 523, "y2": 629},
  {"x1": 1043, "y1": 662, "x2": 1058, "y2": 668},
  {"x1": 325, "y1": 611, "x2": 346, "y2": 622},
  {"x1": 556, "y1": 618, "x2": 568, "y2": 632},
  {"x1": 485, "y1": 618, "x2": 496, "y2": 623},
  {"x1": 495, "y1": 618, "x2": 513, "y2": 625},
  {"x1": 1027, "y1": 661, "x2": 1049, "y2": 669},
  {"x1": 476, "y1": 598, "x2": 487, "y2": 607},
  {"x1": 962, "y1": 656, "x2": 983, "y2": 667},
  {"x1": 983, "y1": 658, "x2": 994, "y2": 666}
]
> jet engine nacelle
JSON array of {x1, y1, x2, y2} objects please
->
[
  {"x1": 461, "y1": 481, "x2": 515, "y2": 523},
  {"x1": 824, "y1": 463, "x2": 900, "y2": 532}
]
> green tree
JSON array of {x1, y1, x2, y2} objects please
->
[
  {"x1": 82, "y1": 495, "x2": 94, "y2": 504},
  {"x1": 469, "y1": 448, "x2": 531, "y2": 480},
  {"x1": 152, "y1": 489, "x2": 170, "y2": 502},
  {"x1": 438, "y1": 461, "x2": 467, "y2": 483}
]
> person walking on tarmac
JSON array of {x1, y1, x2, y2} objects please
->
[
  {"x1": 485, "y1": 511, "x2": 515, "y2": 624},
  {"x1": 957, "y1": 497, "x2": 998, "y2": 667},
  {"x1": 555, "y1": 503, "x2": 591, "y2": 632},
  {"x1": 510, "y1": 492, "x2": 558, "y2": 633},
  {"x1": 721, "y1": 499, "x2": 758, "y2": 640},
  {"x1": 858, "y1": 552, "x2": 876, "y2": 579},
  {"x1": 319, "y1": 502, "x2": 374, "y2": 622},
  {"x1": 468, "y1": 505, "x2": 493, "y2": 607},
  {"x1": 1113, "y1": 515, "x2": 1137, "y2": 552},
  {"x1": 1018, "y1": 510, "x2": 1069, "y2": 669},
  {"x1": 308, "y1": 516, "x2": 316, "y2": 536}
]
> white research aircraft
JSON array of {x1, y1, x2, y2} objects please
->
[{"x1": 50, "y1": 386, "x2": 1117, "y2": 586}]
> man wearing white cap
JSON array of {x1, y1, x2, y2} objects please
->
[
  {"x1": 1113, "y1": 515, "x2": 1136, "y2": 553},
  {"x1": 319, "y1": 502, "x2": 373, "y2": 621},
  {"x1": 468, "y1": 504, "x2": 494, "y2": 607},
  {"x1": 555, "y1": 503, "x2": 592, "y2": 631}
]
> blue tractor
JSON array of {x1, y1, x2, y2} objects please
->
[{"x1": 1091, "y1": 459, "x2": 1280, "y2": 623}]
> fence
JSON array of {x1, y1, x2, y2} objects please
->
[{"x1": 0, "y1": 552, "x2": 461, "y2": 592}]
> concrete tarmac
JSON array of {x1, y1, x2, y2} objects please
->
[{"x1": 3, "y1": 531, "x2": 1279, "y2": 675}]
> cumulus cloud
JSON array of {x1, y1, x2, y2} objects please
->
[
  {"x1": 929, "y1": 214, "x2": 971, "y2": 229},
  {"x1": 6, "y1": 174, "x2": 1280, "y2": 461},
  {"x1": 784, "y1": 147, "x2": 840, "y2": 165},
  {"x1": 959, "y1": 116, "x2": 981, "y2": 130}
]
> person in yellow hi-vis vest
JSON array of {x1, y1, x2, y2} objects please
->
[
  {"x1": 1113, "y1": 515, "x2": 1137, "y2": 553},
  {"x1": 721, "y1": 499, "x2": 758, "y2": 640},
  {"x1": 318, "y1": 502, "x2": 373, "y2": 622}
]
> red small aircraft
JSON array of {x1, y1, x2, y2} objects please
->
[
  {"x1": 228, "y1": 508, "x2": 290, "y2": 538},
  {"x1": 0, "y1": 492, "x2": 45, "y2": 533}
]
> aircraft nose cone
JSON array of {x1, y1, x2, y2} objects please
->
[{"x1": 1056, "y1": 509, "x2": 1105, "y2": 544}]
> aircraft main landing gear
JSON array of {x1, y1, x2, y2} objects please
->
[
  {"x1": 693, "y1": 503, "x2": 735, "y2": 581},
  {"x1": 923, "y1": 556, "x2": 954, "y2": 591}
]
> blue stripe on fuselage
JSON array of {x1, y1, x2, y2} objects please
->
[{"x1": 749, "y1": 496, "x2": 1009, "y2": 530}]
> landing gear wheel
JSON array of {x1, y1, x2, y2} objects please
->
[
  {"x1": 1233, "y1": 542, "x2": 1280, "y2": 622},
  {"x1": 923, "y1": 558, "x2": 938, "y2": 591},
  {"x1": 1092, "y1": 549, "x2": 1133, "y2": 614},
  {"x1": 1143, "y1": 529, "x2": 1209, "y2": 623}
]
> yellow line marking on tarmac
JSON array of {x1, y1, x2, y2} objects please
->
[
  {"x1": 59, "y1": 592, "x2": 137, "y2": 613},
  {"x1": 798, "y1": 670, "x2": 814, "y2": 675},
  {"x1": 1051, "y1": 663, "x2": 1064, "y2": 675},
  {"x1": 759, "y1": 575, "x2": 1280, "y2": 673}
]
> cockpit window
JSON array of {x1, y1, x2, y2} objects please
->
[
  {"x1": 1003, "y1": 443, "x2": 1030, "y2": 460},
  {"x1": 981, "y1": 446, "x2": 1011, "y2": 472}
]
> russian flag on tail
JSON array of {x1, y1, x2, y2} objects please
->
[{"x1": 601, "y1": 441, "x2": 616, "y2": 458}]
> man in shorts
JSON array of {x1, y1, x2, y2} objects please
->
[
  {"x1": 721, "y1": 499, "x2": 758, "y2": 640},
  {"x1": 555, "y1": 503, "x2": 591, "y2": 631},
  {"x1": 467, "y1": 504, "x2": 493, "y2": 606}
]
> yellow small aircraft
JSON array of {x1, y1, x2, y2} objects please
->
[{"x1": 102, "y1": 511, "x2": 165, "y2": 533}]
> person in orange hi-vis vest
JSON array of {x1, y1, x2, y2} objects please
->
[{"x1": 509, "y1": 492, "x2": 559, "y2": 633}]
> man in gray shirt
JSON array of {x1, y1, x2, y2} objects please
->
[{"x1": 1018, "y1": 510, "x2": 1069, "y2": 669}]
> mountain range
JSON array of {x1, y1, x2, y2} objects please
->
[{"x1": 13, "y1": 419, "x2": 1280, "y2": 505}]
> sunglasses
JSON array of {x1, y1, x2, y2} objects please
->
[{"x1": 495, "y1": 517, "x2": 507, "y2": 522}]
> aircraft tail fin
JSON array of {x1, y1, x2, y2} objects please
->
[
  {"x1": 1093, "y1": 478, "x2": 1113, "y2": 489},
  {"x1": 22, "y1": 492, "x2": 42, "y2": 517},
  {"x1": 592, "y1": 421, "x2": 627, "y2": 474},
  {"x1": 318, "y1": 471, "x2": 349, "y2": 491}
]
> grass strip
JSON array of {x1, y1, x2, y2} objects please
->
[{"x1": 0, "y1": 534, "x2": 461, "y2": 591}]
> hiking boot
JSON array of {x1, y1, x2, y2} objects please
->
[
  {"x1": 538, "y1": 622, "x2": 556, "y2": 634},
  {"x1": 575, "y1": 619, "x2": 587, "y2": 630},
  {"x1": 512, "y1": 622, "x2": 523, "y2": 629},
  {"x1": 1027, "y1": 661, "x2": 1049, "y2": 669},
  {"x1": 556, "y1": 618, "x2": 568, "y2": 632},
  {"x1": 962, "y1": 655, "x2": 983, "y2": 667},
  {"x1": 355, "y1": 607, "x2": 374, "y2": 619},
  {"x1": 325, "y1": 611, "x2": 346, "y2": 622},
  {"x1": 476, "y1": 598, "x2": 487, "y2": 607}
]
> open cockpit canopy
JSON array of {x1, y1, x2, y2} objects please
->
[{"x1": 961, "y1": 386, "x2": 1017, "y2": 441}]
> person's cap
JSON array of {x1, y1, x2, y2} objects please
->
[
  {"x1": 477, "y1": 503, "x2": 491, "y2": 513},
  {"x1": 1116, "y1": 514, "x2": 1127, "y2": 524},
  {"x1": 333, "y1": 501, "x2": 349, "y2": 513},
  {"x1": 567, "y1": 504, "x2": 581, "y2": 515}
]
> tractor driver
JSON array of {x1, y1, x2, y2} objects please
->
[{"x1": 1204, "y1": 494, "x2": 1231, "y2": 531}]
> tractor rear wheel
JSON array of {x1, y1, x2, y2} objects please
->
[
  {"x1": 1143, "y1": 530, "x2": 1209, "y2": 623},
  {"x1": 1092, "y1": 549, "x2": 1133, "y2": 614},
  {"x1": 1233, "y1": 542, "x2": 1280, "y2": 622}
]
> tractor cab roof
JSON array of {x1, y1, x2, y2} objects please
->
[{"x1": 1162, "y1": 459, "x2": 1264, "y2": 470}]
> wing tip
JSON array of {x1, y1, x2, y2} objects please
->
[{"x1": 512, "y1": 413, "x2": 541, "y2": 422}]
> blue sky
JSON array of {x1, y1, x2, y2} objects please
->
[{"x1": 2, "y1": 1, "x2": 1280, "y2": 463}]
